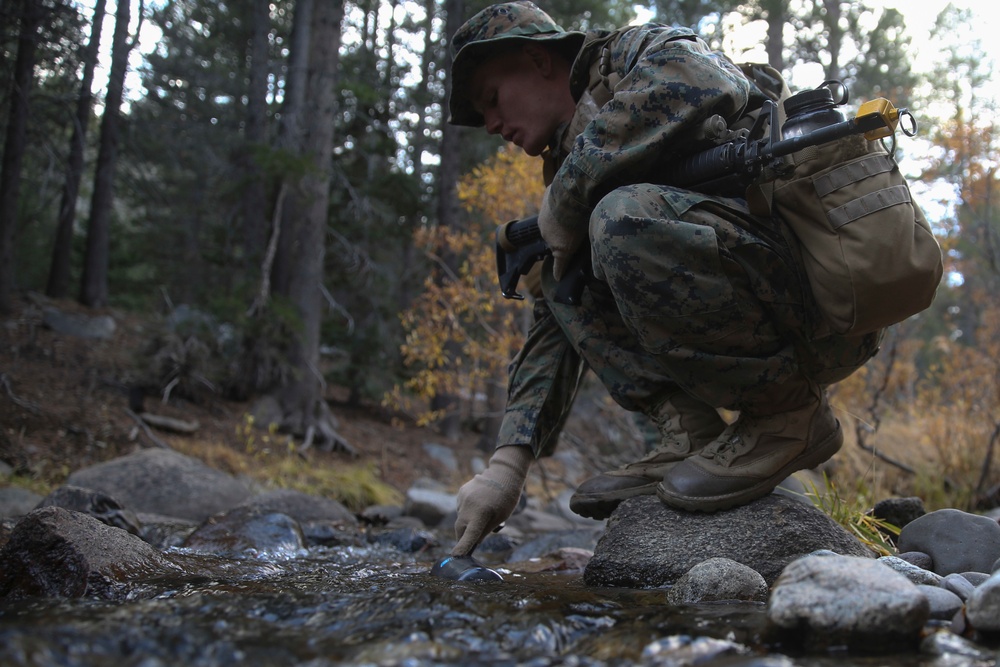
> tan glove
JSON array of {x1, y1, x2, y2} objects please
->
[
  {"x1": 452, "y1": 445, "x2": 533, "y2": 556},
  {"x1": 537, "y1": 186, "x2": 586, "y2": 281}
]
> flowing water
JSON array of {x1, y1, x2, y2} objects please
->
[{"x1": 0, "y1": 544, "x2": 997, "y2": 667}]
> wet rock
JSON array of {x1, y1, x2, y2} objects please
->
[
  {"x1": 301, "y1": 521, "x2": 365, "y2": 548},
  {"x1": 509, "y1": 527, "x2": 604, "y2": 562},
  {"x1": 507, "y1": 546, "x2": 593, "y2": 574},
  {"x1": 67, "y1": 449, "x2": 254, "y2": 522},
  {"x1": 897, "y1": 508, "x2": 1000, "y2": 575},
  {"x1": 667, "y1": 557, "x2": 768, "y2": 604},
  {"x1": 966, "y1": 571, "x2": 1000, "y2": 634},
  {"x1": 237, "y1": 488, "x2": 357, "y2": 526},
  {"x1": 872, "y1": 496, "x2": 926, "y2": 529},
  {"x1": 585, "y1": 494, "x2": 873, "y2": 588},
  {"x1": 136, "y1": 512, "x2": 198, "y2": 549},
  {"x1": 0, "y1": 506, "x2": 181, "y2": 600},
  {"x1": 0, "y1": 486, "x2": 44, "y2": 518},
  {"x1": 360, "y1": 504, "x2": 404, "y2": 526},
  {"x1": 766, "y1": 554, "x2": 929, "y2": 651},
  {"x1": 371, "y1": 526, "x2": 438, "y2": 553},
  {"x1": 35, "y1": 485, "x2": 142, "y2": 535},
  {"x1": 642, "y1": 636, "x2": 752, "y2": 664},
  {"x1": 182, "y1": 506, "x2": 305, "y2": 558}
]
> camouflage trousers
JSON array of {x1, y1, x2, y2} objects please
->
[{"x1": 540, "y1": 183, "x2": 880, "y2": 414}]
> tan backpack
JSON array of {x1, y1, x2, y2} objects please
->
[{"x1": 734, "y1": 75, "x2": 945, "y2": 335}]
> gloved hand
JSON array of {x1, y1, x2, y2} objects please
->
[
  {"x1": 452, "y1": 445, "x2": 533, "y2": 556},
  {"x1": 537, "y1": 186, "x2": 586, "y2": 281}
]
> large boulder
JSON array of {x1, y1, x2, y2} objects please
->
[
  {"x1": 66, "y1": 449, "x2": 254, "y2": 522},
  {"x1": 0, "y1": 507, "x2": 181, "y2": 601},
  {"x1": 584, "y1": 494, "x2": 874, "y2": 588}
]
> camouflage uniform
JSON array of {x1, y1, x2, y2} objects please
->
[{"x1": 455, "y1": 13, "x2": 881, "y2": 460}]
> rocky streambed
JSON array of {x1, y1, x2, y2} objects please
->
[{"x1": 1, "y1": 448, "x2": 999, "y2": 666}]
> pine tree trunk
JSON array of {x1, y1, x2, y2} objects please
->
[
  {"x1": 430, "y1": 0, "x2": 466, "y2": 440},
  {"x1": 0, "y1": 0, "x2": 45, "y2": 314},
  {"x1": 268, "y1": 0, "x2": 353, "y2": 454},
  {"x1": 80, "y1": 0, "x2": 133, "y2": 308},
  {"x1": 239, "y1": 0, "x2": 271, "y2": 270},
  {"x1": 46, "y1": 0, "x2": 107, "y2": 299}
]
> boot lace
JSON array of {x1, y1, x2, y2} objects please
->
[{"x1": 701, "y1": 419, "x2": 757, "y2": 466}]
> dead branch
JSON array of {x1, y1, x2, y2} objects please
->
[
  {"x1": 0, "y1": 373, "x2": 41, "y2": 414},
  {"x1": 138, "y1": 412, "x2": 200, "y2": 434},
  {"x1": 125, "y1": 409, "x2": 173, "y2": 449},
  {"x1": 854, "y1": 332, "x2": 916, "y2": 475}
]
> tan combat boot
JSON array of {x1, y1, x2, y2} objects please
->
[
  {"x1": 656, "y1": 377, "x2": 841, "y2": 512},
  {"x1": 569, "y1": 391, "x2": 726, "y2": 519}
]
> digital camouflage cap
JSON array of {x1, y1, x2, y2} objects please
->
[{"x1": 449, "y1": 1, "x2": 585, "y2": 127}]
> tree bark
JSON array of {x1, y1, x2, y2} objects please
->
[
  {"x1": 79, "y1": 0, "x2": 133, "y2": 308},
  {"x1": 0, "y1": 0, "x2": 46, "y2": 314},
  {"x1": 429, "y1": 0, "x2": 466, "y2": 440},
  {"x1": 239, "y1": 0, "x2": 271, "y2": 269},
  {"x1": 269, "y1": 0, "x2": 354, "y2": 454},
  {"x1": 46, "y1": 0, "x2": 107, "y2": 299}
]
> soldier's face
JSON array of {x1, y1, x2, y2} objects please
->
[{"x1": 471, "y1": 44, "x2": 575, "y2": 157}]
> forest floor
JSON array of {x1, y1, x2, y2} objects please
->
[
  {"x1": 3, "y1": 291, "x2": 980, "y2": 517},
  {"x1": 0, "y1": 292, "x2": 505, "y2": 507}
]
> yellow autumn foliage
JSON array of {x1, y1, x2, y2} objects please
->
[{"x1": 385, "y1": 146, "x2": 545, "y2": 426}]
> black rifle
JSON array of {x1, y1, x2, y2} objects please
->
[{"x1": 495, "y1": 91, "x2": 915, "y2": 303}]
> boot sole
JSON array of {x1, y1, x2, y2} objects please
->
[
  {"x1": 569, "y1": 481, "x2": 659, "y2": 520},
  {"x1": 654, "y1": 421, "x2": 843, "y2": 513}
]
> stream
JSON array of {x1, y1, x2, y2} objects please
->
[{"x1": 0, "y1": 543, "x2": 997, "y2": 667}]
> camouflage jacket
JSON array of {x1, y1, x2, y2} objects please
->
[{"x1": 497, "y1": 24, "x2": 761, "y2": 456}]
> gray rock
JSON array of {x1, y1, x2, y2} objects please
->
[
  {"x1": 182, "y1": 506, "x2": 305, "y2": 558},
  {"x1": 585, "y1": 494, "x2": 874, "y2": 588},
  {"x1": 966, "y1": 571, "x2": 1000, "y2": 633},
  {"x1": 136, "y1": 512, "x2": 198, "y2": 550},
  {"x1": 667, "y1": 557, "x2": 768, "y2": 604},
  {"x1": 237, "y1": 488, "x2": 357, "y2": 526},
  {"x1": 941, "y1": 572, "x2": 976, "y2": 601},
  {"x1": 896, "y1": 551, "x2": 933, "y2": 570},
  {"x1": 641, "y1": 636, "x2": 752, "y2": 664},
  {"x1": 509, "y1": 528, "x2": 604, "y2": 562},
  {"x1": 897, "y1": 508, "x2": 1000, "y2": 575},
  {"x1": 766, "y1": 554, "x2": 929, "y2": 651},
  {"x1": 0, "y1": 507, "x2": 181, "y2": 600},
  {"x1": 371, "y1": 527, "x2": 438, "y2": 553},
  {"x1": 35, "y1": 485, "x2": 142, "y2": 535},
  {"x1": 963, "y1": 571, "x2": 990, "y2": 586},
  {"x1": 421, "y1": 442, "x2": 458, "y2": 472},
  {"x1": 872, "y1": 496, "x2": 926, "y2": 529},
  {"x1": 402, "y1": 487, "x2": 456, "y2": 528},
  {"x1": 0, "y1": 460, "x2": 13, "y2": 479},
  {"x1": 67, "y1": 449, "x2": 254, "y2": 522},
  {"x1": 42, "y1": 307, "x2": 116, "y2": 339},
  {"x1": 0, "y1": 486, "x2": 44, "y2": 518},
  {"x1": 878, "y1": 555, "x2": 943, "y2": 586},
  {"x1": 916, "y1": 584, "x2": 964, "y2": 620}
]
